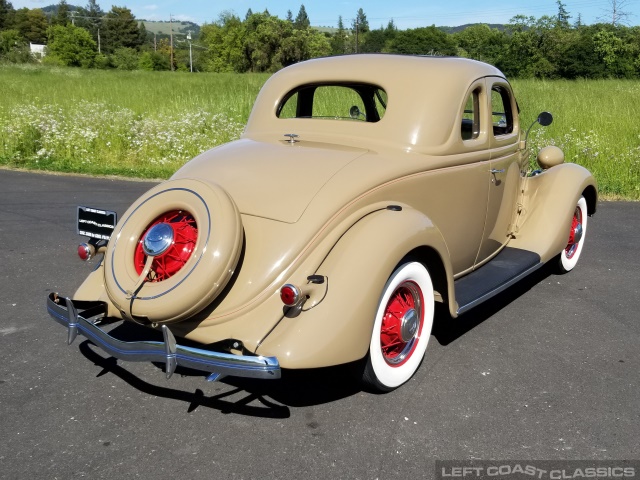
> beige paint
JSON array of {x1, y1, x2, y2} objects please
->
[{"x1": 73, "y1": 55, "x2": 597, "y2": 369}]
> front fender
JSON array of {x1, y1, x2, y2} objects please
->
[
  {"x1": 510, "y1": 163, "x2": 597, "y2": 262},
  {"x1": 256, "y1": 205, "x2": 452, "y2": 369}
]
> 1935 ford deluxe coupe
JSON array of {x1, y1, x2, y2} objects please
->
[{"x1": 47, "y1": 55, "x2": 597, "y2": 392}]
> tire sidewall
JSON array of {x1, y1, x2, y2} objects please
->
[
  {"x1": 367, "y1": 262, "x2": 435, "y2": 390},
  {"x1": 559, "y1": 196, "x2": 588, "y2": 273}
]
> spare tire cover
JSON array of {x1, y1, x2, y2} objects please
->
[{"x1": 104, "y1": 178, "x2": 242, "y2": 324}]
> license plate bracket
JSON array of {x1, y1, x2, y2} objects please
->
[{"x1": 77, "y1": 206, "x2": 117, "y2": 240}]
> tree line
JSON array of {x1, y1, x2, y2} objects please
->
[{"x1": 1, "y1": 0, "x2": 639, "y2": 78}]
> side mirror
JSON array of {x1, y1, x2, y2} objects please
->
[
  {"x1": 524, "y1": 111, "x2": 554, "y2": 147},
  {"x1": 537, "y1": 111, "x2": 553, "y2": 127},
  {"x1": 350, "y1": 105, "x2": 365, "y2": 120}
]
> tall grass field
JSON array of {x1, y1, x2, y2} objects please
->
[{"x1": 0, "y1": 64, "x2": 638, "y2": 199}]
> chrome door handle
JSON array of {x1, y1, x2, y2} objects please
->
[{"x1": 490, "y1": 169, "x2": 505, "y2": 174}]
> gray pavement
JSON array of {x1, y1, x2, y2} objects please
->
[{"x1": 0, "y1": 169, "x2": 638, "y2": 480}]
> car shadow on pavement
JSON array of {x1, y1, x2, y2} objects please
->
[
  {"x1": 79, "y1": 340, "x2": 295, "y2": 417},
  {"x1": 77, "y1": 262, "x2": 556, "y2": 415},
  {"x1": 432, "y1": 261, "x2": 556, "y2": 346},
  {"x1": 78, "y1": 338, "x2": 363, "y2": 415}
]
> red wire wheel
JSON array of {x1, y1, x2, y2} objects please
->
[
  {"x1": 558, "y1": 196, "x2": 588, "y2": 273},
  {"x1": 133, "y1": 211, "x2": 198, "y2": 282},
  {"x1": 379, "y1": 281, "x2": 424, "y2": 367},
  {"x1": 564, "y1": 206, "x2": 583, "y2": 259},
  {"x1": 104, "y1": 178, "x2": 243, "y2": 324},
  {"x1": 363, "y1": 262, "x2": 435, "y2": 392}
]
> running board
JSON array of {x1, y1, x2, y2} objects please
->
[{"x1": 455, "y1": 247, "x2": 543, "y2": 315}]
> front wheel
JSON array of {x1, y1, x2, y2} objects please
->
[
  {"x1": 362, "y1": 262, "x2": 435, "y2": 392},
  {"x1": 557, "y1": 196, "x2": 588, "y2": 273}
]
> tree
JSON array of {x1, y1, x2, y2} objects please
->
[
  {"x1": 275, "y1": 27, "x2": 330, "y2": 68},
  {"x1": 352, "y1": 8, "x2": 369, "y2": 33},
  {"x1": 14, "y1": 8, "x2": 48, "y2": 44},
  {"x1": 351, "y1": 8, "x2": 369, "y2": 52},
  {"x1": 0, "y1": 0, "x2": 15, "y2": 30},
  {"x1": 294, "y1": 5, "x2": 310, "y2": 30},
  {"x1": 0, "y1": 29, "x2": 32, "y2": 63},
  {"x1": 103, "y1": 6, "x2": 143, "y2": 53},
  {"x1": 556, "y1": 0, "x2": 571, "y2": 28},
  {"x1": 454, "y1": 24, "x2": 506, "y2": 65},
  {"x1": 387, "y1": 25, "x2": 457, "y2": 56},
  {"x1": 330, "y1": 15, "x2": 349, "y2": 54},
  {"x1": 138, "y1": 21, "x2": 147, "y2": 45},
  {"x1": 46, "y1": 23, "x2": 97, "y2": 67},
  {"x1": 593, "y1": 27, "x2": 635, "y2": 76},
  {"x1": 111, "y1": 46, "x2": 138, "y2": 69},
  {"x1": 286, "y1": 10, "x2": 293, "y2": 23},
  {"x1": 244, "y1": 12, "x2": 290, "y2": 71},
  {"x1": 599, "y1": 0, "x2": 632, "y2": 26},
  {"x1": 76, "y1": 0, "x2": 104, "y2": 45},
  {"x1": 54, "y1": 0, "x2": 71, "y2": 26},
  {"x1": 245, "y1": 8, "x2": 252, "y2": 20},
  {"x1": 138, "y1": 50, "x2": 169, "y2": 70},
  {"x1": 199, "y1": 11, "x2": 247, "y2": 72}
]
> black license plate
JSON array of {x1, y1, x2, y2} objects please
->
[{"x1": 77, "y1": 206, "x2": 117, "y2": 240}]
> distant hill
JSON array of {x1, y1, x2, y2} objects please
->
[
  {"x1": 313, "y1": 26, "x2": 338, "y2": 35},
  {"x1": 439, "y1": 23, "x2": 507, "y2": 34},
  {"x1": 140, "y1": 20, "x2": 200, "y2": 38},
  {"x1": 41, "y1": 4, "x2": 81, "y2": 13}
]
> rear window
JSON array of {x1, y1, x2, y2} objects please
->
[{"x1": 277, "y1": 83, "x2": 387, "y2": 123}]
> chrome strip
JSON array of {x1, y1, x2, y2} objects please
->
[
  {"x1": 456, "y1": 262, "x2": 544, "y2": 315},
  {"x1": 46, "y1": 294, "x2": 280, "y2": 381}
]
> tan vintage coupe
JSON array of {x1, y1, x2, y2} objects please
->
[{"x1": 47, "y1": 54, "x2": 597, "y2": 392}]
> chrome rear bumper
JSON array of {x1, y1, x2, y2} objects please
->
[{"x1": 46, "y1": 293, "x2": 281, "y2": 382}]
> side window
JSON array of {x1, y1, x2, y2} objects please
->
[
  {"x1": 373, "y1": 88, "x2": 387, "y2": 118},
  {"x1": 461, "y1": 88, "x2": 480, "y2": 140},
  {"x1": 491, "y1": 86, "x2": 514, "y2": 136},
  {"x1": 279, "y1": 91, "x2": 299, "y2": 119}
]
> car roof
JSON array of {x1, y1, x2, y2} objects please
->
[{"x1": 244, "y1": 54, "x2": 508, "y2": 152}]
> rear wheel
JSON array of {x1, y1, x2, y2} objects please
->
[
  {"x1": 362, "y1": 262, "x2": 434, "y2": 392},
  {"x1": 558, "y1": 196, "x2": 588, "y2": 273}
]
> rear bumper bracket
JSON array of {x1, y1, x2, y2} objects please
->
[{"x1": 46, "y1": 293, "x2": 281, "y2": 382}]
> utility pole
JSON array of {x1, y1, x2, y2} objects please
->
[
  {"x1": 154, "y1": 32, "x2": 157, "y2": 51},
  {"x1": 97, "y1": 28, "x2": 101, "y2": 54},
  {"x1": 187, "y1": 31, "x2": 193, "y2": 72},
  {"x1": 355, "y1": 18, "x2": 359, "y2": 53},
  {"x1": 169, "y1": 14, "x2": 174, "y2": 71}
]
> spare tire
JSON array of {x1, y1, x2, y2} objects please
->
[{"x1": 104, "y1": 178, "x2": 243, "y2": 324}]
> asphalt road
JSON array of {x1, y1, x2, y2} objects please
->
[{"x1": 0, "y1": 169, "x2": 638, "y2": 480}]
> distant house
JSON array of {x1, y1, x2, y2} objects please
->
[{"x1": 30, "y1": 43, "x2": 46, "y2": 59}]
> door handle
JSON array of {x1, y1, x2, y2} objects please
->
[{"x1": 490, "y1": 169, "x2": 505, "y2": 174}]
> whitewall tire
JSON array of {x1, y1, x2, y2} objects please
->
[
  {"x1": 363, "y1": 262, "x2": 435, "y2": 392},
  {"x1": 558, "y1": 196, "x2": 588, "y2": 273}
]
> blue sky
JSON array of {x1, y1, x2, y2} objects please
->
[{"x1": 12, "y1": 0, "x2": 638, "y2": 28}]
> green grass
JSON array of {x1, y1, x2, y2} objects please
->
[
  {"x1": 513, "y1": 79, "x2": 640, "y2": 200},
  {"x1": 0, "y1": 65, "x2": 638, "y2": 199},
  {"x1": 0, "y1": 64, "x2": 269, "y2": 178}
]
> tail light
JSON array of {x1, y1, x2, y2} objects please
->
[
  {"x1": 280, "y1": 284, "x2": 301, "y2": 307},
  {"x1": 78, "y1": 243, "x2": 95, "y2": 261}
]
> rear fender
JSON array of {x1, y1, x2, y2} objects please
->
[
  {"x1": 256, "y1": 206, "x2": 453, "y2": 369},
  {"x1": 510, "y1": 163, "x2": 597, "y2": 262}
]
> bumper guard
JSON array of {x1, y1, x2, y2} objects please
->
[{"x1": 46, "y1": 293, "x2": 281, "y2": 382}]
